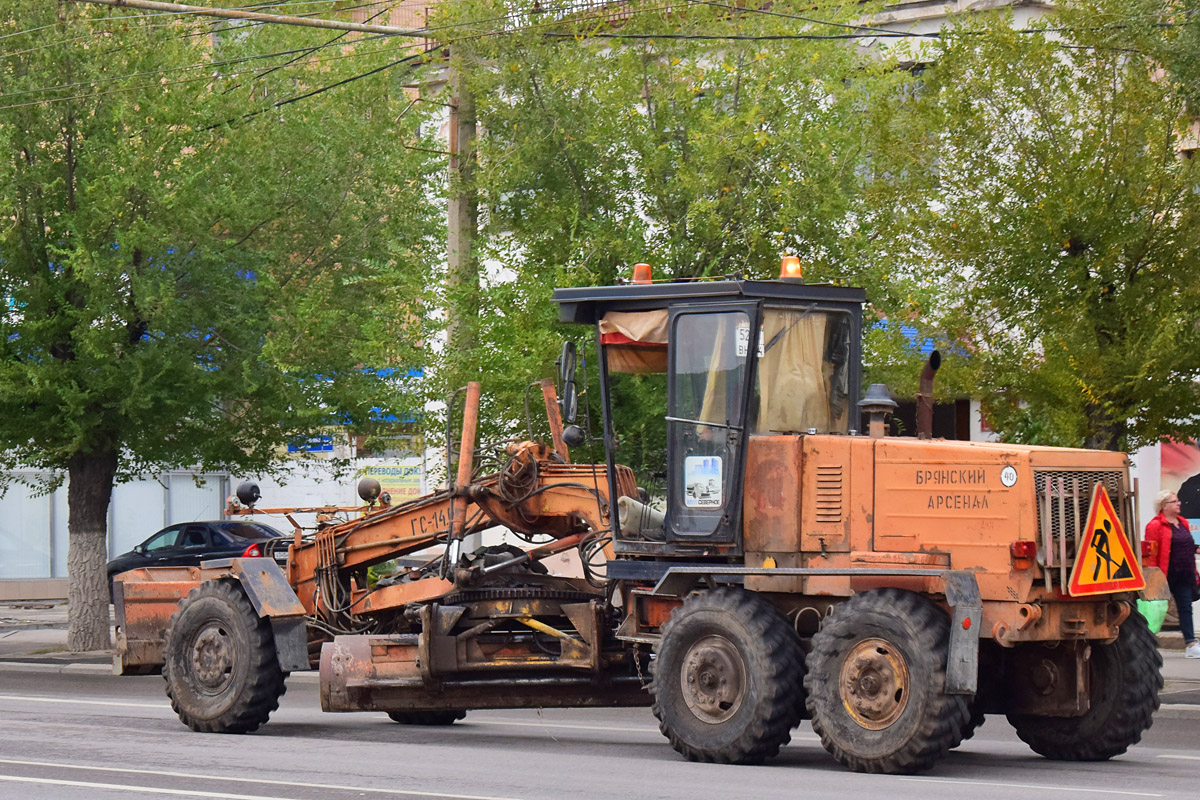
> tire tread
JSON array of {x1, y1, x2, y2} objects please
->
[
  {"x1": 163, "y1": 580, "x2": 287, "y2": 734},
  {"x1": 651, "y1": 587, "x2": 806, "y2": 765},
  {"x1": 804, "y1": 588, "x2": 969, "y2": 774},
  {"x1": 1007, "y1": 611, "x2": 1162, "y2": 761}
]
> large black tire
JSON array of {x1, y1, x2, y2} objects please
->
[
  {"x1": 953, "y1": 702, "x2": 986, "y2": 747},
  {"x1": 163, "y1": 580, "x2": 287, "y2": 733},
  {"x1": 651, "y1": 587, "x2": 806, "y2": 765},
  {"x1": 388, "y1": 710, "x2": 467, "y2": 725},
  {"x1": 805, "y1": 588, "x2": 969, "y2": 774},
  {"x1": 1007, "y1": 611, "x2": 1162, "y2": 760}
]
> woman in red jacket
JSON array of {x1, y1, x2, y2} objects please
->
[{"x1": 1145, "y1": 490, "x2": 1200, "y2": 657}]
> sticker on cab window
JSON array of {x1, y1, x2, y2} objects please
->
[
  {"x1": 735, "y1": 321, "x2": 765, "y2": 359},
  {"x1": 684, "y1": 456, "x2": 723, "y2": 508}
]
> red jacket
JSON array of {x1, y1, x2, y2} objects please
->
[{"x1": 1145, "y1": 512, "x2": 1199, "y2": 584}]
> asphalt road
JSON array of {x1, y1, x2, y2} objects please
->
[{"x1": 0, "y1": 669, "x2": 1197, "y2": 800}]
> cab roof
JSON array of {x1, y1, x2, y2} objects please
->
[{"x1": 553, "y1": 279, "x2": 866, "y2": 325}]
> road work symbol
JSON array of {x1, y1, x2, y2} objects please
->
[{"x1": 1067, "y1": 483, "x2": 1145, "y2": 596}]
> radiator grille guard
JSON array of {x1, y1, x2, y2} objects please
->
[{"x1": 1032, "y1": 470, "x2": 1136, "y2": 591}]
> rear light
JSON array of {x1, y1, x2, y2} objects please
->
[
  {"x1": 1142, "y1": 540, "x2": 1159, "y2": 565},
  {"x1": 241, "y1": 543, "x2": 263, "y2": 558},
  {"x1": 1010, "y1": 540, "x2": 1037, "y2": 569}
]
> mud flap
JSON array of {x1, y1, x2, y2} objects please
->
[{"x1": 943, "y1": 570, "x2": 981, "y2": 694}]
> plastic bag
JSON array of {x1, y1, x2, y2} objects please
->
[{"x1": 1137, "y1": 598, "x2": 1168, "y2": 634}]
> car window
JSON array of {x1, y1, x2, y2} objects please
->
[
  {"x1": 179, "y1": 525, "x2": 209, "y2": 549},
  {"x1": 142, "y1": 526, "x2": 183, "y2": 552},
  {"x1": 214, "y1": 522, "x2": 283, "y2": 541},
  {"x1": 210, "y1": 530, "x2": 235, "y2": 547}
]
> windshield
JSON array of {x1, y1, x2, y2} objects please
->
[{"x1": 754, "y1": 308, "x2": 852, "y2": 434}]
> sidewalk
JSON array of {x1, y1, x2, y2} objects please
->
[{"x1": 2, "y1": 600, "x2": 1198, "y2": 716}]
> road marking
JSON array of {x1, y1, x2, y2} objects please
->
[
  {"x1": 0, "y1": 694, "x2": 166, "y2": 709},
  {"x1": 0, "y1": 775, "x2": 294, "y2": 800},
  {"x1": 469, "y1": 717, "x2": 656, "y2": 733},
  {"x1": 467, "y1": 717, "x2": 820, "y2": 741},
  {"x1": 0, "y1": 696, "x2": 816, "y2": 740},
  {"x1": 902, "y1": 777, "x2": 1162, "y2": 797},
  {"x1": 1157, "y1": 754, "x2": 1200, "y2": 761},
  {"x1": 0, "y1": 759, "x2": 527, "y2": 800}
]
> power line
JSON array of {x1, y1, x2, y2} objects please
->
[
  {"x1": 0, "y1": 2, "x2": 398, "y2": 64},
  {"x1": 0, "y1": 37, "x2": 412, "y2": 113},
  {"x1": 0, "y1": 35, "x2": 398, "y2": 103},
  {"x1": 83, "y1": 0, "x2": 425, "y2": 36},
  {"x1": 0, "y1": 0, "x2": 679, "y2": 109}
]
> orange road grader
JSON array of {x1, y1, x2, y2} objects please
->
[{"x1": 112, "y1": 264, "x2": 1164, "y2": 775}]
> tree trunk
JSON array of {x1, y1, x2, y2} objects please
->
[
  {"x1": 66, "y1": 449, "x2": 118, "y2": 652},
  {"x1": 1083, "y1": 402, "x2": 1125, "y2": 452}
]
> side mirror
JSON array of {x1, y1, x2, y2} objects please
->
[{"x1": 557, "y1": 341, "x2": 578, "y2": 424}]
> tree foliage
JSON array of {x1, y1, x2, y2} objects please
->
[
  {"x1": 889, "y1": 0, "x2": 1200, "y2": 450},
  {"x1": 0, "y1": 1, "x2": 440, "y2": 647},
  {"x1": 423, "y1": 0, "x2": 934, "y2": 446}
]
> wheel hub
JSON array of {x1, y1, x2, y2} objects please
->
[
  {"x1": 190, "y1": 622, "x2": 235, "y2": 693},
  {"x1": 681, "y1": 634, "x2": 746, "y2": 724},
  {"x1": 840, "y1": 638, "x2": 909, "y2": 730}
]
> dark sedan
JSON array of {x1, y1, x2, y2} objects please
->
[{"x1": 107, "y1": 520, "x2": 289, "y2": 596}]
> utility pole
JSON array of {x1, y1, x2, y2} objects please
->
[{"x1": 446, "y1": 49, "x2": 480, "y2": 355}]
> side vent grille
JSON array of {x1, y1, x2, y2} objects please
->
[{"x1": 815, "y1": 465, "x2": 844, "y2": 523}]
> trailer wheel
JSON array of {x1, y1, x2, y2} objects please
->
[
  {"x1": 387, "y1": 710, "x2": 467, "y2": 725},
  {"x1": 651, "y1": 587, "x2": 805, "y2": 765},
  {"x1": 1007, "y1": 611, "x2": 1162, "y2": 760},
  {"x1": 164, "y1": 580, "x2": 287, "y2": 733},
  {"x1": 805, "y1": 588, "x2": 969, "y2": 774}
]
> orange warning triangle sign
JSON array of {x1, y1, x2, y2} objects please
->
[{"x1": 1067, "y1": 483, "x2": 1145, "y2": 596}]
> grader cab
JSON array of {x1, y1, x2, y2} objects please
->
[{"x1": 113, "y1": 264, "x2": 1163, "y2": 775}]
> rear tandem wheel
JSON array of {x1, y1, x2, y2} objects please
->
[
  {"x1": 1006, "y1": 610, "x2": 1162, "y2": 760},
  {"x1": 804, "y1": 588, "x2": 969, "y2": 774}
]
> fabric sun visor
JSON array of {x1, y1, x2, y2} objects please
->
[{"x1": 600, "y1": 310, "x2": 669, "y2": 373}]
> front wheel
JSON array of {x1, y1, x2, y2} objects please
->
[
  {"x1": 164, "y1": 580, "x2": 287, "y2": 733},
  {"x1": 651, "y1": 587, "x2": 806, "y2": 765},
  {"x1": 1007, "y1": 611, "x2": 1162, "y2": 760},
  {"x1": 805, "y1": 588, "x2": 969, "y2": 774}
]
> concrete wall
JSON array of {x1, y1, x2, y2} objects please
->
[{"x1": 0, "y1": 470, "x2": 229, "y2": 588}]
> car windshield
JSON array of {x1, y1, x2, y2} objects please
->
[{"x1": 212, "y1": 522, "x2": 282, "y2": 541}]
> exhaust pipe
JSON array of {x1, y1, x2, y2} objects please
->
[{"x1": 917, "y1": 350, "x2": 941, "y2": 440}]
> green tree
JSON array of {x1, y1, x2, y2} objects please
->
[
  {"x1": 0, "y1": 2, "x2": 440, "y2": 649},
  {"x1": 422, "y1": 0, "x2": 920, "y2": 447},
  {"x1": 890, "y1": 0, "x2": 1200, "y2": 449}
]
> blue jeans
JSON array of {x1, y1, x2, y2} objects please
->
[{"x1": 1169, "y1": 572, "x2": 1197, "y2": 644}]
